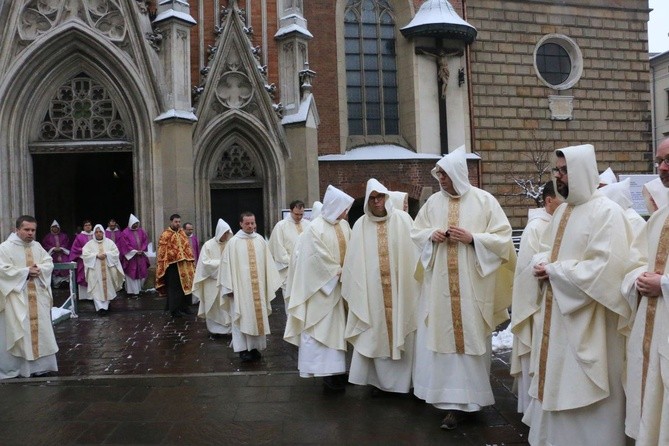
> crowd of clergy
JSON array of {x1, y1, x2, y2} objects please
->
[{"x1": 3, "y1": 139, "x2": 669, "y2": 444}]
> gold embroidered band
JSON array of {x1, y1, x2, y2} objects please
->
[
  {"x1": 641, "y1": 214, "x2": 669, "y2": 404},
  {"x1": 447, "y1": 198, "x2": 464, "y2": 354},
  {"x1": 376, "y1": 221, "x2": 393, "y2": 353},
  {"x1": 24, "y1": 246, "x2": 39, "y2": 358},
  {"x1": 246, "y1": 238, "x2": 264, "y2": 334},
  {"x1": 334, "y1": 224, "x2": 347, "y2": 267},
  {"x1": 98, "y1": 243, "x2": 109, "y2": 300},
  {"x1": 538, "y1": 205, "x2": 574, "y2": 402}
]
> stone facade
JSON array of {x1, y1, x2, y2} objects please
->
[{"x1": 0, "y1": 0, "x2": 652, "y2": 239}]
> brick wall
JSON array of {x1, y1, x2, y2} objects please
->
[{"x1": 467, "y1": 0, "x2": 652, "y2": 226}]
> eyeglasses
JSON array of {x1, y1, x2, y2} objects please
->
[
  {"x1": 551, "y1": 166, "x2": 568, "y2": 176},
  {"x1": 368, "y1": 194, "x2": 386, "y2": 202},
  {"x1": 654, "y1": 158, "x2": 669, "y2": 168}
]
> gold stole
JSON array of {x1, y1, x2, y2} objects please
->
[
  {"x1": 98, "y1": 242, "x2": 109, "y2": 300},
  {"x1": 538, "y1": 205, "x2": 574, "y2": 402},
  {"x1": 24, "y1": 245, "x2": 40, "y2": 358},
  {"x1": 245, "y1": 238, "x2": 264, "y2": 334},
  {"x1": 640, "y1": 214, "x2": 669, "y2": 405},
  {"x1": 296, "y1": 222, "x2": 303, "y2": 235},
  {"x1": 334, "y1": 223, "x2": 347, "y2": 266},
  {"x1": 376, "y1": 221, "x2": 393, "y2": 352},
  {"x1": 447, "y1": 198, "x2": 465, "y2": 354}
]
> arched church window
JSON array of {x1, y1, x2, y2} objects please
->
[
  {"x1": 39, "y1": 73, "x2": 127, "y2": 141},
  {"x1": 215, "y1": 143, "x2": 258, "y2": 180},
  {"x1": 344, "y1": 0, "x2": 399, "y2": 136}
]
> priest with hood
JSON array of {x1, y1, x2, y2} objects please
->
[
  {"x1": 410, "y1": 147, "x2": 515, "y2": 430},
  {"x1": 526, "y1": 144, "x2": 632, "y2": 445},
  {"x1": 68, "y1": 220, "x2": 94, "y2": 300},
  {"x1": 342, "y1": 179, "x2": 419, "y2": 394},
  {"x1": 82, "y1": 224, "x2": 125, "y2": 315},
  {"x1": 118, "y1": 214, "x2": 150, "y2": 297},
  {"x1": 0, "y1": 215, "x2": 58, "y2": 378},
  {"x1": 284, "y1": 185, "x2": 354, "y2": 392},
  {"x1": 600, "y1": 177, "x2": 646, "y2": 238},
  {"x1": 194, "y1": 218, "x2": 233, "y2": 336},
  {"x1": 219, "y1": 212, "x2": 281, "y2": 363},
  {"x1": 510, "y1": 181, "x2": 561, "y2": 413}
]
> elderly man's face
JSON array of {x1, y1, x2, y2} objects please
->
[
  {"x1": 184, "y1": 224, "x2": 194, "y2": 236},
  {"x1": 368, "y1": 191, "x2": 387, "y2": 217},
  {"x1": 436, "y1": 168, "x2": 456, "y2": 195}
]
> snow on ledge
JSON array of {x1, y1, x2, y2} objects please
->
[
  {"x1": 153, "y1": 9, "x2": 197, "y2": 25},
  {"x1": 154, "y1": 109, "x2": 198, "y2": 123},
  {"x1": 275, "y1": 23, "x2": 313, "y2": 39},
  {"x1": 319, "y1": 145, "x2": 481, "y2": 162}
]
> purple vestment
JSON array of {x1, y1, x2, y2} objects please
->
[
  {"x1": 188, "y1": 235, "x2": 200, "y2": 264},
  {"x1": 69, "y1": 232, "x2": 94, "y2": 286},
  {"x1": 42, "y1": 232, "x2": 71, "y2": 278},
  {"x1": 105, "y1": 229, "x2": 122, "y2": 246},
  {"x1": 118, "y1": 227, "x2": 150, "y2": 280}
]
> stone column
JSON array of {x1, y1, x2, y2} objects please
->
[{"x1": 153, "y1": 1, "x2": 198, "y2": 224}]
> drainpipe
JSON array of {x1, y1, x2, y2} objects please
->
[{"x1": 462, "y1": 0, "x2": 478, "y2": 182}]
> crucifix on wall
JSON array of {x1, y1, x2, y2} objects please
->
[{"x1": 416, "y1": 44, "x2": 462, "y2": 154}]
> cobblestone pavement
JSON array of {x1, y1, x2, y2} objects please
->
[{"x1": 0, "y1": 289, "x2": 529, "y2": 445}]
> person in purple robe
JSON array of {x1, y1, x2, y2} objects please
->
[
  {"x1": 118, "y1": 213, "x2": 150, "y2": 297},
  {"x1": 105, "y1": 218, "x2": 122, "y2": 246},
  {"x1": 41, "y1": 220, "x2": 71, "y2": 287},
  {"x1": 68, "y1": 220, "x2": 94, "y2": 300}
]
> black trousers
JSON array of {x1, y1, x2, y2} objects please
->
[{"x1": 165, "y1": 263, "x2": 187, "y2": 312}]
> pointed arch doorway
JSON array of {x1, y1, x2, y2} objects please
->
[
  {"x1": 208, "y1": 142, "x2": 266, "y2": 236},
  {"x1": 29, "y1": 73, "x2": 136, "y2": 238},
  {"x1": 32, "y1": 152, "x2": 134, "y2": 238}
]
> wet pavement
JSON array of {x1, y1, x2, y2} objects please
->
[{"x1": 0, "y1": 289, "x2": 530, "y2": 445}]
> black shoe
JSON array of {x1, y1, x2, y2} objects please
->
[
  {"x1": 323, "y1": 376, "x2": 346, "y2": 393},
  {"x1": 239, "y1": 351, "x2": 253, "y2": 363},
  {"x1": 170, "y1": 310, "x2": 183, "y2": 318},
  {"x1": 440, "y1": 411, "x2": 459, "y2": 430},
  {"x1": 250, "y1": 349, "x2": 262, "y2": 361},
  {"x1": 97, "y1": 309, "x2": 108, "y2": 316},
  {"x1": 30, "y1": 371, "x2": 58, "y2": 378},
  {"x1": 181, "y1": 307, "x2": 194, "y2": 315}
]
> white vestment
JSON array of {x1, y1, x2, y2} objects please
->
[
  {"x1": 284, "y1": 185, "x2": 354, "y2": 378},
  {"x1": 342, "y1": 179, "x2": 420, "y2": 393},
  {"x1": 522, "y1": 144, "x2": 632, "y2": 446},
  {"x1": 82, "y1": 231, "x2": 124, "y2": 311},
  {"x1": 195, "y1": 219, "x2": 232, "y2": 334},
  {"x1": 621, "y1": 203, "x2": 669, "y2": 443},
  {"x1": 600, "y1": 177, "x2": 646, "y2": 238},
  {"x1": 268, "y1": 216, "x2": 308, "y2": 289},
  {"x1": 219, "y1": 231, "x2": 281, "y2": 352},
  {"x1": 510, "y1": 207, "x2": 552, "y2": 413},
  {"x1": 0, "y1": 233, "x2": 58, "y2": 378},
  {"x1": 410, "y1": 148, "x2": 515, "y2": 411}
]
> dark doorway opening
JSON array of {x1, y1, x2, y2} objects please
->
[
  {"x1": 210, "y1": 187, "x2": 265, "y2": 237},
  {"x1": 33, "y1": 152, "x2": 134, "y2": 240}
]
